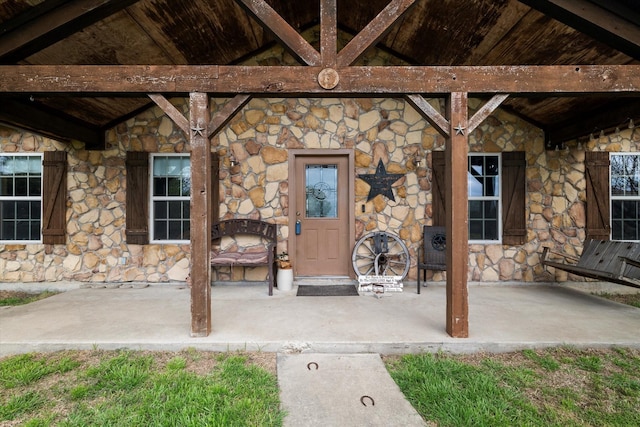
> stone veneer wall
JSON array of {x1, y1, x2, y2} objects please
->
[
  {"x1": 3, "y1": 102, "x2": 638, "y2": 284},
  {"x1": 1, "y1": 32, "x2": 639, "y2": 284}
]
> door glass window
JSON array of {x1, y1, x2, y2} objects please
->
[{"x1": 305, "y1": 164, "x2": 338, "y2": 218}]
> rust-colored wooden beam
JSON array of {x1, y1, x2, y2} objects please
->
[
  {"x1": 405, "y1": 94, "x2": 449, "y2": 137},
  {"x1": 468, "y1": 94, "x2": 509, "y2": 133},
  {"x1": 2, "y1": 65, "x2": 639, "y2": 95},
  {"x1": 445, "y1": 92, "x2": 469, "y2": 338},
  {"x1": 189, "y1": 92, "x2": 212, "y2": 337},
  {"x1": 208, "y1": 94, "x2": 252, "y2": 138},
  {"x1": 320, "y1": 0, "x2": 337, "y2": 67},
  {"x1": 337, "y1": 0, "x2": 417, "y2": 66},
  {"x1": 148, "y1": 94, "x2": 189, "y2": 134},
  {"x1": 236, "y1": 0, "x2": 321, "y2": 66}
]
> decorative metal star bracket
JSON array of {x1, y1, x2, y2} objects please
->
[
  {"x1": 191, "y1": 121, "x2": 205, "y2": 137},
  {"x1": 454, "y1": 122, "x2": 466, "y2": 135},
  {"x1": 357, "y1": 159, "x2": 404, "y2": 202}
]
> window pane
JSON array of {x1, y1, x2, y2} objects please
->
[
  {"x1": 485, "y1": 220, "x2": 498, "y2": 240},
  {"x1": 154, "y1": 201, "x2": 167, "y2": 219},
  {"x1": 0, "y1": 177, "x2": 12, "y2": 196},
  {"x1": 15, "y1": 178, "x2": 27, "y2": 196},
  {"x1": 168, "y1": 201, "x2": 182, "y2": 218},
  {"x1": 154, "y1": 221, "x2": 167, "y2": 240},
  {"x1": 2, "y1": 221, "x2": 15, "y2": 240},
  {"x1": 29, "y1": 177, "x2": 41, "y2": 196},
  {"x1": 468, "y1": 171, "x2": 483, "y2": 197},
  {"x1": 469, "y1": 201, "x2": 483, "y2": 219},
  {"x1": 31, "y1": 201, "x2": 41, "y2": 220},
  {"x1": 153, "y1": 177, "x2": 166, "y2": 196},
  {"x1": 167, "y1": 177, "x2": 182, "y2": 196},
  {"x1": 168, "y1": 221, "x2": 183, "y2": 240},
  {"x1": 469, "y1": 221, "x2": 483, "y2": 240},
  {"x1": 484, "y1": 176, "x2": 498, "y2": 197},
  {"x1": 484, "y1": 200, "x2": 497, "y2": 217}
]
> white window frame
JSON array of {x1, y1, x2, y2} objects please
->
[
  {"x1": 150, "y1": 153, "x2": 191, "y2": 244},
  {"x1": 0, "y1": 153, "x2": 43, "y2": 244},
  {"x1": 468, "y1": 153, "x2": 502, "y2": 243},
  {"x1": 610, "y1": 153, "x2": 640, "y2": 242}
]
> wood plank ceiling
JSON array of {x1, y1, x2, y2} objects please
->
[{"x1": 0, "y1": 0, "x2": 638, "y2": 149}]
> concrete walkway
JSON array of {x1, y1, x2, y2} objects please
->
[{"x1": 1, "y1": 281, "x2": 639, "y2": 426}]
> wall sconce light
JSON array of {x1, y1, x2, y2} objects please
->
[
  {"x1": 408, "y1": 152, "x2": 423, "y2": 168},
  {"x1": 229, "y1": 153, "x2": 238, "y2": 167}
]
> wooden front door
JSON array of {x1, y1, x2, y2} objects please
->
[{"x1": 294, "y1": 154, "x2": 351, "y2": 276}]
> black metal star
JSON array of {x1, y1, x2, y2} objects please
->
[{"x1": 358, "y1": 159, "x2": 404, "y2": 202}]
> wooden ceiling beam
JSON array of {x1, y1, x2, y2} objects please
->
[
  {"x1": 468, "y1": 94, "x2": 510, "y2": 133},
  {"x1": 236, "y1": 0, "x2": 321, "y2": 66},
  {"x1": 208, "y1": 95, "x2": 252, "y2": 138},
  {"x1": 0, "y1": 97, "x2": 104, "y2": 149},
  {"x1": 148, "y1": 94, "x2": 189, "y2": 135},
  {"x1": 320, "y1": 0, "x2": 337, "y2": 67},
  {"x1": 337, "y1": 0, "x2": 417, "y2": 66},
  {"x1": 0, "y1": 0, "x2": 140, "y2": 63},
  {"x1": 405, "y1": 94, "x2": 449, "y2": 137},
  {"x1": 1, "y1": 64, "x2": 639, "y2": 95},
  {"x1": 518, "y1": 0, "x2": 640, "y2": 60}
]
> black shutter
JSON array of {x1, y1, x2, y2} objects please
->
[
  {"x1": 42, "y1": 151, "x2": 67, "y2": 244},
  {"x1": 431, "y1": 150, "x2": 446, "y2": 226},
  {"x1": 585, "y1": 151, "x2": 610, "y2": 240},
  {"x1": 502, "y1": 151, "x2": 526, "y2": 245},
  {"x1": 125, "y1": 151, "x2": 149, "y2": 244}
]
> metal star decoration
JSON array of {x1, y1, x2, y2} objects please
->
[
  {"x1": 358, "y1": 159, "x2": 404, "y2": 202},
  {"x1": 191, "y1": 122, "x2": 205, "y2": 137},
  {"x1": 454, "y1": 122, "x2": 466, "y2": 135}
]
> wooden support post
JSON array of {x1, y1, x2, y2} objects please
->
[
  {"x1": 445, "y1": 92, "x2": 469, "y2": 338},
  {"x1": 189, "y1": 92, "x2": 212, "y2": 337}
]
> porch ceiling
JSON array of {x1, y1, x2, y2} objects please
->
[{"x1": 0, "y1": 0, "x2": 639, "y2": 149}]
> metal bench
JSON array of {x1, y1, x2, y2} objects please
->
[
  {"x1": 210, "y1": 219, "x2": 278, "y2": 295},
  {"x1": 541, "y1": 239, "x2": 640, "y2": 289},
  {"x1": 417, "y1": 225, "x2": 447, "y2": 294}
]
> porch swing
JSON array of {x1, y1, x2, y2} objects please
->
[{"x1": 541, "y1": 240, "x2": 640, "y2": 289}]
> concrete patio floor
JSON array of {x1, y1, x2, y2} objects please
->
[{"x1": 1, "y1": 282, "x2": 639, "y2": 357}]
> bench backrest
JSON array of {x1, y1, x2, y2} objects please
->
[
  {"x1": 578, "y1": 239, "x2": 640, "y2": 279},
  {"x1": 211, "y1": 219, "x2": 277, "y2": 243},
  {"x1": 422, "y1": 225, "x2": 447, "y2": 270}
]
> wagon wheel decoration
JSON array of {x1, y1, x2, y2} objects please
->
[{"x1": 351, "y1": 231, "x2": 410, "y2": 280}]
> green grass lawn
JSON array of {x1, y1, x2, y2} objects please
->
[
  {"x1": 386, "y1": 347, "x2": 640, "y2": 427},
  {"x1": 0, "y1": 350, "x2": 284, "y2": 426}
]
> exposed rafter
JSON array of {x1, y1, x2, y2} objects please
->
[
  {"x1": 519, "y1": 0, "x2": 640, "y2": 59},
  {"x1": 0, "y1": 0, "x2": 140, "y2": 63}
]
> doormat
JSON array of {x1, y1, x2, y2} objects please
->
[{"x1": 296, "y1": 285, "x2": 359, "y2": 297}]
